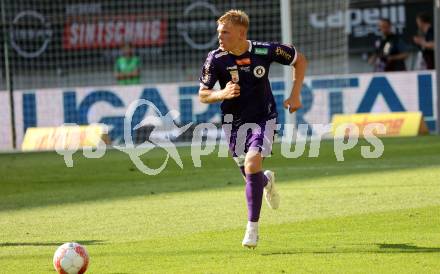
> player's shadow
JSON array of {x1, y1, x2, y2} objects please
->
[
  {"x1": 375, "y1": 243, "x2": 440, "y2": 253},
  {"x1": 0, "y1": 239, "x2": 105, "y2": 247},
  {"x1": 261, "y1": 243, "x2": 440, "y2": 256}
]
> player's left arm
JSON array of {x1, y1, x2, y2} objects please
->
[
  {"x1": 284, "y1": 52, "x2": 307, "y2": 113},
  {"x1": 269, "y1": 43, "x2": 307, "y2": 113}
]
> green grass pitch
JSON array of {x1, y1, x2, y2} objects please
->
[{"x1": 1, "y1": 136, "x2": 440, "y2": 273}]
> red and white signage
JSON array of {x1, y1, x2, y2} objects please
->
[{"x1": 63, "y1": 15, "x2": 167, "y2": 49}]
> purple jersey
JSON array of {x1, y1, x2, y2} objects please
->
[{"x1": 199, "y1": 40, "x2": 297, "y2": 127}]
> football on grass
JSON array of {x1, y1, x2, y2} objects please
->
[{"x1": 53, "y1": 242, "x2": 89, "y2": 274}]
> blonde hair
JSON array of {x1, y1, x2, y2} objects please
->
[{"x1": 217, "y1": 9, "x2": 249, "y2": 30}]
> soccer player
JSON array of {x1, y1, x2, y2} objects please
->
[{"x1": 198, "y1": 10, "x2": 307, "y2": 248}]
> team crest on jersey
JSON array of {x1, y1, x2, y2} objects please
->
[{"x1": 253, "y1": 66, "x2": 265, "y2": 78}]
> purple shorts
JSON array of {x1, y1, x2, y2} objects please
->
[{"x1": 224, "y1": 118, "x2": 277, "y2": 167}]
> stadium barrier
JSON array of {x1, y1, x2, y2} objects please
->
[
  {"x1": 21, "y1": 124, "x2": 110, "y2": 151},
  {"x1": 0, "y1": 70, "x2": 437, "y2": 151},
  {"x1": 331, "y1": 112, "x2": 429, "y2": 138}
]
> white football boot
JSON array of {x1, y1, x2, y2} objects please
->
[
  {"x1": 263, "y1": 170, "x2": 280, "y2": 209},
  {"x1": 242, "y1": 222, "x2": 259, "y2": 249}
]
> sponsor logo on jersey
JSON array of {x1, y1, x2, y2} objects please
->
[
  {"x1": 253, "y1": 66, "x2": 265, "y2": 78},
  {"x1": 239, "y1": 66, "x2": 250, "y2": 72},
  {"x1": 236, "y1": 58, "x2": 251, "y2": 65},
  {"x1": 275, "y1": 47, "x2": 292, "y2": 61},
  {"x1": 254, "y1": 48, "x2": 268, "y2": 55},
  {"x1": 229, "y1": 70, "x2": 239, "y2": 83},
  {"x1": 252, "y1": 41, "x2": 270, "y2": 46}
]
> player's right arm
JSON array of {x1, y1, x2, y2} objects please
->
[
  {"x1": 199, "y1": 81, "x2": 240, "y2": 104},
  {"x1": 198, "y1": 51, "x2": 240, "y2": 104}
]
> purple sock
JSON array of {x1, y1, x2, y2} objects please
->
[
  {"x1": 245, "y1": 171, "x2": 265, "y2": 222},
  {"x1": 242, "y1": 167, "x2": 268, "y2": 185}
]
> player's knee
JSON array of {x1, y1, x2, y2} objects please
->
[{"x1": 244, "y1": 159, "x2": 261, "y2": 174}]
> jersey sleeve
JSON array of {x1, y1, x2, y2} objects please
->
[
  {"x1": 269, "y1": 42, "x2": 297, "y2": 65},
  {"x1": 199, "y1": 52, "x2": 218, "y2": 89}
]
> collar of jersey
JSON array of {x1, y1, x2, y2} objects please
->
[{"x1": 224, "y1": 40, "x2": 252, "y2": 56}]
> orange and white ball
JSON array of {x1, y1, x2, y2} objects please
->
[{"x1": 53, "y1": 242, "x2": 89, "y2": 274}]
